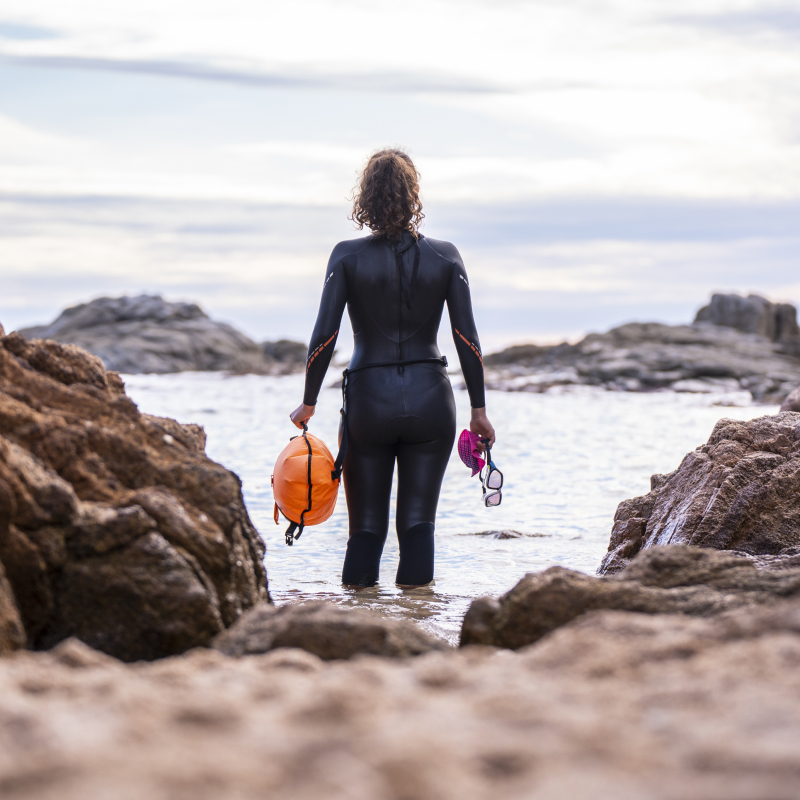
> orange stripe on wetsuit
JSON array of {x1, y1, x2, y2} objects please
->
[
  {"x1": 454, "y1": 328, "x2": 483, "y2": 366},
  {"x1": 306, "y1": 329, "x2": 338, "y2": 373}
]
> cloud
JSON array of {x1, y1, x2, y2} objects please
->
[
  {"x1": 433, "y1": 197, "x2": 800, "y2": 245},
  {"x1": 1, "y1": 53, "x2": 510, "y2": 95},
  {"x1": 0, "y1": 21, "x2": 59, "y2": 40},
  {"x1": 668, "y1": 7, "x2": 800, "y2": 39},
  {"x1": 1, "y1": 193, "x2": 799, "y2": 346}
]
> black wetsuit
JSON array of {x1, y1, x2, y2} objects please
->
[{"x1": 303, "y1": 230, "x2": 485, "y2": 586}]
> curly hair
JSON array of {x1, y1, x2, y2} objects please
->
[{"x1": 350, "y1": 148, "x2": 424, "y2": 240}]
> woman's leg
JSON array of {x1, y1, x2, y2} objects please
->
[
  {"x1": 341, "y1": 437, "x2": 396, "y2": 586},
  {"x1": 394, "y1": 368, "x2": 457, "y2": 585},
  {"x1": 394, "y1": 436, "x2": 453, "y2": 585}
]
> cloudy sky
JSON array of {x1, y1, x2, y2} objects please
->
[{"x1": 1, "y1": 0, "x2": 799, "y2": 350}]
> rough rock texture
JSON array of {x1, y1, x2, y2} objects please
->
[
  {"x1": 0, "y1": 561, "x2": 24, "y2": 655},
  {"x1": 461, "y1": 545, "x2": 800, "y2": 649},
  {"x1": 214, "y1": 600, "x2": 449, "y2": 660},
  {"x1": 0, "y1": 330, "x2": 269, "y2": 660},
  {"x1": 781, "y1": 386, "x2": 800, "y2": 412},
  {"x1": 599, "y1": 412, "x2": 800, "y2": 575},
  {"x1": 4, "y1": 603, "x2": 800, "y2": 799},
  {"x1": 18, "y1": 295, "x2": 306, "y2": 375},
  {"x1": 695, "y1": 292, "x2": 800, "y2": 342},
  {"x1": 482, "y1": 321, "x2": 800, "y2": 401}
]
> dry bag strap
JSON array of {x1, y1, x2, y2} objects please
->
[
  {"x1": 284, "y1": 421, "x2": 311, "y2": 546},
  {"x1": 331, "y1": 356, "x2": 448, "y2": 481}
]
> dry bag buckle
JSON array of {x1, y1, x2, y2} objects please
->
[{"x1": 284, "y1": 520, "x2": 304, "y2": 547}]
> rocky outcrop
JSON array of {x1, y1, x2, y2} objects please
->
[
  {"x1": 483, "y1": 321, "x2": 800, "y2": 401},
  {"x1": 214, "y1": 601, "x2": 449, "y2": 660},
  {"x1": 261, "y1": 339, "x2": 308, "y2": 367},
  {"x1": 0, "y1": 330, "x2": 269, "y2": 660},
  {"x1": 18, "y1": 295, "x2": 306, "y2": 375},
  {"x1": 482, "y1": 295, "x2": 800, "y2": 402},
  {"x1": 695, "y1": 292, "x2": 800, "y2": 342},
  {"x1": 599, "y1": 412, "x2": 800, "y2": 575},
  {"x1": 461, "y1": 545, "x2": 800, "y2": 649},
  {"x1": 781, "y1": 386, "x2": 800, "y2": 412},
  {"x1": 4, "y1": 600, "x2": 800, "y2": 799}
]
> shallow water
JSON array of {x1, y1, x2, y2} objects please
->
[{"x1": 124, "y1": 372, "x2": 777, "y2": 643}]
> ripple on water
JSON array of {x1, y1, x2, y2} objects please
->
[{"x1": 124, "y1": 372, "x2": 777, "y2": 644}]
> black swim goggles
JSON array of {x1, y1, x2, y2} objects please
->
[{"x1": 480, "y1": 445, "x2": 503, "y2": 507}]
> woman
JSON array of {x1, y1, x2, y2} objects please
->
[{"x1": 290, "y1": 148, "x2": 494, "y2": 587}]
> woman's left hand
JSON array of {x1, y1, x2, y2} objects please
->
[
  {"x1": 470, "y1": 407, "x2": 496, "y2": 449},
  {"x1": 290, "y1": 403, "x2": 316, "y2": 429}
]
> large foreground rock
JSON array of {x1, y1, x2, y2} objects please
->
[
  {"x1": 214, "y1": 601, "x2": 449, "y2": 660},
  {"x1": 4, "y1": 602, "x2": 800, "y2": 798},
  {"x1": 19, "y1": 295, "x2": 306, "y2": 375},
  {"x1": 599, "y1": 412, "x2": 800, "y2": 575},
  {"x1": 0, "y1": 330, "x2": 269, "y2": 660},
  {"x1": 482, "y1": 294, "x2": 800, "y2": 402},
  {"x1": 461, "y1": 545, "x2": 800, "y2": 649}
]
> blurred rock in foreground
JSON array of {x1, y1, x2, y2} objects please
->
[
  {"x1": 5, "y1": 602, "x2": 800, "y2": 799},
  {"x1": 213, "y1": 600, "x2": 449, "y2": 660},
  {"x1": 19, "y1": 295, "x2": 306, "y2": 375},
  {"x1": 599, "y1": 412, "x2": 800, "y2": 575},
  {"x1": 483, "y1": 293, "x2": 800, "y2": 402},
  {"x1": 0, "y1": 329, "x2": 269, "y2": 660},
  {"x1": 461, "y1": 545, "x2": 800, "y2": 649}
]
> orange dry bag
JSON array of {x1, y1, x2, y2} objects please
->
[{"x1": 272, "y1": 423, "x2": 339, "y2": 546}]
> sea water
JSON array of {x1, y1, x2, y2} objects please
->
[{"x1": 124, "y1": 372, "x2": 777, "y2": 643}]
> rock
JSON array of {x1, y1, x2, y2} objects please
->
[
  {"x1": 461, "y1": 544, "x2": 800, "y2": 649},
  {"x1": 261, "y1": 339, "x2": 308, "y2": 366},
  {"x1": 695, "y1": 292, "x2": 800, "y2": 341},
  {"x1": 482, "y1": 343, "x2": 550, "y2": 366},
  {"x1": 0, "y1": 561, "x2": 25, "y2": 655},
  {"x1": 3, "y1": 599, "x2": 800, "y2": 798},
  {"x1": 781, "y1": 386, "x2": 800, "y2": 412},
  {"x1": 482, "y1": 297, "x2": 800, "y2": 402},
  {"x1": 18, "y1": 295, "x2": 306, "y2": 375},
  {"x1": 213, "y1": 600, "x2": 449, "y2": 660},
  {"x1": 0, "y1": 331, "x2": 269, "y2": 660},
  {"x1": 599, "y1": 412, "x2": 800, "y2": 575},
  {"x1": 48, "y1": 636, "x2": 123, "y2": 669},
  {"x1": 469, "y1": 530, "x2": 545, "y2": 539}
]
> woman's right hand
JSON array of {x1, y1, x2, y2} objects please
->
[
  {"x1": 470, "y1": 407, "x2": 496, "y2": 449},
  {"x1": 290, "y1": 403, "x2": 316, "y2": 429}
]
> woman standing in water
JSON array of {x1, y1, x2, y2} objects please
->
[{"x1": 290, "y1": 148, "x2": 495, "y2": 587}]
